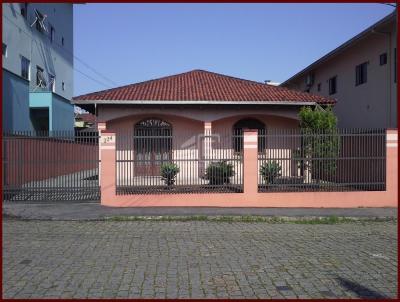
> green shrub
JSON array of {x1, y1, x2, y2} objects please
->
[
  {"x1": 205, "y1": 161, "x2": 234, "y2": 185},
  {"x1": 298, "y1": 106, "x2": 340, "y2": 181},
  {"x1": 160, "y1": 162, "x2": 180, "y2": 186},
  {"x1": 260, "y1": 161, "x2": 282, "y2": 184}
]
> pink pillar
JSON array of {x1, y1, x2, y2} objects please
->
[
  {"x1": 243, "y1": 129, "x2": 258, "y2": 197},
  {"x1": 97, "y1": 121, "x2": 107, "y2": 183},
  {"x1": 203, "y1": 122, "x2": 212, "y2": 175},
  {"x1": 97, "y1": 122, "x2": 106, "y2": 132},
  {"x1": 100, "y1": 130, "x2": 116, "y2": 204},
  {"x1": 386, "y1": 129, "x2": 398, "y2": 199}
]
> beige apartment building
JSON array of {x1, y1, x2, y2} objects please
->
[{"x1": 281, "y1": 12, "x2": 397, "y2": 129}]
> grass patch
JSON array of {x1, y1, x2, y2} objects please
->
[{"x1": 105, "y1": 215, "x2": 396, "y2": 224}]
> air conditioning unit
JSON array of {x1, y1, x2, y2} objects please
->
[{"x1": 305, "y1": 73, "x2": 314, "y2": 86}]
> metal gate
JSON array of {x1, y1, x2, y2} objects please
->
[
  {"x1": 2, "y1": 130, "x2": 100, "y2": 202},
  {"x1": 133, "y1": 118, "x2": 172, "y2": 176}
]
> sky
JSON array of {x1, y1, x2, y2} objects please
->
[{"x1": 73, "y1": 3, "x2": 395, "y2": 96}]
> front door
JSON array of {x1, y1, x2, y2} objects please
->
[{"x1": 134, "y1": 119, "x2": 172, "y2": 176}]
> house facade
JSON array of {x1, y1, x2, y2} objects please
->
[
  {"x1": 2, "y1": 3, "x2": 74, "y2": 132},
  {"x1": 281, "y1": 12, "x2": 397, "y2": 129},
  {"x1": 71, "y1": 70, "x2": 397, "y2": 207},
  {"x1": 73, "y1": 70, "x2": 335, "y2": 182}
]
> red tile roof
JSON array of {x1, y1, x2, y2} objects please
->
[
  {"x1": 75, "y1": 113, "x2": 96, "y2": 123},
  {"x1": 73, "y1": 70, "x2": 336, "y2": 105},
  {"x1": 76, "y1": 113, "x2": 96, "y2": 124}
]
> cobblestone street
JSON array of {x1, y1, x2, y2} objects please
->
[{"x1": 2, "y1": 219, "x2": 397, "y2": 299}]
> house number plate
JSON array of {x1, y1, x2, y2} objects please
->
[{"x1": 101, "y1": 135, "x2": 115, "y2": 144}]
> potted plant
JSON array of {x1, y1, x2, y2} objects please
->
[
  {"x1": 204, "y1": 161, "x2": 235, "y2": 185},
  {"x1": 160, "y1": 162, "x2": 180, "y2": 187},
  {"x1": 260, "y1": 161, "x2": 282, "y2": 185}
]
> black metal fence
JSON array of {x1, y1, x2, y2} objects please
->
[
  {"x1": 116, "y1": 129, "x2": 243, "y2": 194},
  {"x1": 2, "y1": 128, "x2": 388, "y2": 200},
  {"x1": 3, "y1": 131, "x2": 100, "y2": 202},
  {"x1": 258, "y1": 128, "x2": 386, "y2": 192}
]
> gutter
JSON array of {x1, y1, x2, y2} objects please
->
[{"x1": 71, "y1": 100, "x2": 320, "y2": 106}]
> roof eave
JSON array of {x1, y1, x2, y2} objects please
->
[{"x1": 72, "y1": 99, "x2": 324, "y2": 106}]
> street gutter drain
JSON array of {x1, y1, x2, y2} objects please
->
[{"x1": 276, "y1": 286, "x2": 292, "y2": 291}]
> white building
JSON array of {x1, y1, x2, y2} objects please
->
[{"x1": 2, "y1": 3, "x2": 75, "y2": 131}]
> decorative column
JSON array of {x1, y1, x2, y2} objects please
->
[
  {"x1": 243, "y1": 129, "x2": 258, "y2": 196},
  {"x1": 386, "y1": 129, "x2": 398, "y2": 198},
  {"x1": 204, "y1": 122, "x2": 212, "y2": 174},
  {"x1": 97, "y1": 122, "x2": 107, "y2": 183},
  {"x1": 100, "y1": 130, "x2": 116, "y2": 204}
]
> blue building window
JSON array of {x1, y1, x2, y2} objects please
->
[
  {"x1": 21, "y1": 56, "x2": 30, "y2": 80},
  {"x1": 20, "y1": 3, "x2": 28, "y2": 19},
  {"x1": 50, "y1": 26, "x2": 55, "y2": 43},
  {"x1": 2, "y1": 43, "x2": 7, "y2": 57}
]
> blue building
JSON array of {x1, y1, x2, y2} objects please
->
[{"x1": 2, "y1": 3, "x2": 74, "y2": 132}]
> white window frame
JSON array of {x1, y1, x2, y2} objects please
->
[
  {"x1": 36, "y1": 66, "x2": 46, "y2": 88},
  {"x1": 328, "y1": 76, "x2": 337, "y2": 95},
  {"x1": 32, "y1": 9, "x2": 48, "y2": 33},
  {"x1": 21, "y1": 56, "x2": 30, "y2": 81},
  {"x1": 48, "y1": 74, "x2": 56, "y2": 92},
  {"x1": 355, "y1": 62, "x2": 368, "y2": 86}
]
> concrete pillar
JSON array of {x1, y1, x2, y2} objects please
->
[
  {"x1": 203, "y1": 122, "x2": 212, "y2": 175},
  {"x1": 100, "y1": 130, "x2": 116, "y2": 205},
  {"x1": 243, "y1": 129, "x2": 258, "y2": 196},
  {"x1": 386, "y1": 129, "x2": 398, "y2": 199},
  {"x1": 97, "y1": 122, "x2": 107, "y2": 183}
]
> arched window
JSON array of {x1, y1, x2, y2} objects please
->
[
  {"x1": 134, "y1": 118, "x2": 172, "y2": 175},
  {"x1": 233, "y1": 118, "x2": 266, "y2": 152}
]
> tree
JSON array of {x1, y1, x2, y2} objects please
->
[{"x1": 297, "y1": 106, "x2": 340, "y2": 183}]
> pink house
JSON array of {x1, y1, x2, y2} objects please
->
[
  {"x1": 71, "y1": 70, "x2": 397, "y2": 208},
  {"x1": 73, "y1": 69, "x2": 336, "y2": 186}
]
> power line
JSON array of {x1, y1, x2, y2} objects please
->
[
  {"x1": 74, "y1": 68, "x2": 113, "y2": 89},
  {"x1": 2, "y1": 12, "x2": 118, "y2": 89},
  {"x1": 73, "y1": 55, "x2": 118, "y2": 87}
]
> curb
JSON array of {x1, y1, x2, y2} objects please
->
[{"x1": 3, "y1": 213, "x2": 397, "y2": 224}]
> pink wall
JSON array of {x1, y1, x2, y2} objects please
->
[
  {"x1": 100, "y1": 128, "x2": 398, "y2": 208},
  {"x1": 107, "y1": 112, "x2": 298, "y2": 134},
  {"x1": 4, "y1": 137, "x2": 98, "y2": 186},
  {"x1": 97, "y1": 105, "x2": 300, "y2": 125}
]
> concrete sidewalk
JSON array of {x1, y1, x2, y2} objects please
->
[{"x1": 2, "y1": 202, "x2": 397, "y2": 221}]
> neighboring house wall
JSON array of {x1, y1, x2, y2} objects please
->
[
  {"x1": 282, "y1": 17, "x2": 397, "y2": 129},
  {"x1": 2, "y1": 3, "x2": 74, "y2": 131}
]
